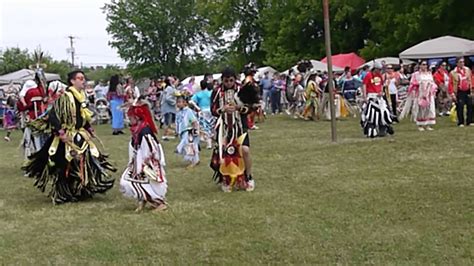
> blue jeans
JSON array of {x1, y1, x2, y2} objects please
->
[
  {"x1": 271, "y1": 90, "x2": 281, "y2": 114},
  {"x1": 262, "y1": 89, "x2": 271, "y2": 112}
]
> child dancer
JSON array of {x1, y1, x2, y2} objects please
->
[
  {"x1": 176, "y1": 95, "x2": 200, "y2": 168},
  {"x1": 120, "y1": 100, "x2": 168, "y2": 212}
]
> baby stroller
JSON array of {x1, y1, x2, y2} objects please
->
[{"x1": 94, "y1": 97, "x2": 111, "y2": 124}]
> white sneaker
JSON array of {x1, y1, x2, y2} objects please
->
[
  {"x1": 221, "y1": 184, "x2": 231, "y2": 193},
  {"x1": 4, "y1": 136, "x2": 10, "y2": 142},
  {"x1": 246, "y1": 180, "x2": 255, "y2": 192},
  {"x1": 459, "y1": 124, "x2": 465, "y2": 128},
  {"x1": 427, "y1": 127, "x2": 434, "y2": 131},
  {"x1": 161, "y1": 136, "x2": 169, "y2": 140},
  {"x1": 418, "y1": 127, "x2": 425, "y2": 132}
]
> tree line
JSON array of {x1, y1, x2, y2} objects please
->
[
  {"x1": 2, "y1": 0, "x2": 472, "y2": 81},
  {"x1": 103, "y1": 0, "x2": 474, "y2": 78}
]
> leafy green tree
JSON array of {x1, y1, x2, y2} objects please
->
[
  {"x1": 83, "y1": 65, "x2": 124, "y2": 83},
  {"x1": 259, "y1": 0, "x2": 370, "y2": 70},
  {"x1": 361, "y1": 0, "x2": 474, "y2": 59},
  {"x1": 0, "y1": 47, "x2": 32, "y2": 75},
  {"x1": 104, "y1": 0, "x2": 213, "y2": 78},
  {"x1": 102, "y1": 0, "x2": 474, "y2": 75},
  {"x1": 42, "y1": 57, "x2": 71, "y2": 81},
  {"x1": 0, "y1": 48, "x2": 71, "y2": 80},
  {"x1": 197, "y1": 0, "x2": 267, "y2": 71}
]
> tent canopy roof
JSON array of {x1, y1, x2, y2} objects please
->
[
  {"x1": 181, "y1": 73, "x2": 221, "y2": 86},
  {"x1": 358, "y1": 57, "x2": 415, "y2": 69},
  {"x1": 254, "y1": 66, "x2": 278, "y2": 79},
  {"x1": 321, "y1": 52, "x2": 365, "y2": 71},
  {"x1": 181, "y1": 66, "x2": 279, "y2": 86},
  {"x1": 282, "y1": 60, "x2": 344, "y2": 76},
  {"x1": 399, "y1": 35, "x2": 474, "y2": 59},
  {"x1": 0, "y1": 69, "x2": 61, "y2": 84}
]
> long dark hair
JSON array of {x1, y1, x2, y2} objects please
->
[
  {"x1": 109, "y1": 75, "x2": 120, "y2": 92},
  {"x1": 164, "y1": 77, "x2": 172, "y2": 87}
]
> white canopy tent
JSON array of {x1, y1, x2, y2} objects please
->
[
  {"x1": 254, "y1": 66, "x2": 278, "y2": 79},
  {"x1": 282, "y1": 60, "x2": 344, "y2": 76},
  {"x1": 181, "y1": 73, "x2": 222, "y2": 91},
  {"x1": 399, "y1": 35, "x2": 474, "y2": 59},
  {"x1": 0, "y1": 69, "x2": 61, "y2": 84},
  {"x1": 358, "y1": 57, "x2": 415, "y2": 69},
  {"x1": 181, "y1": 66, "x2": 279, "y2": 88}
]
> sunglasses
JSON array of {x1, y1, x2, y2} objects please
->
[
  {"x1": 75, "y1": 76, "x2": 85, "y2": 81},
  {"x1": 421, "y1": 63, "x2": 427, "y2": 66},
  {"x1": 223, "y1": 78, "x2": 235, "y2": 83}
]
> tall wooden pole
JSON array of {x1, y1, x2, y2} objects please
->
[
  {"x1": 68, "y1": 35, "x2": 76, "y2": 67},
  {"x1": 323, "y1": 0, "x2": 337, "y2": 142}
]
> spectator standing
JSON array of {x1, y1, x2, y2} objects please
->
[
  {"x1": 259, "y1": 72, "x2": 273, "y2": 113},
  {"x1": 270, "y1": 73, "x2": 282, "y2": 115},
  {"x1": 125, "y1": 77, "x2": 140, "y2": 101},
  {"x1": 107, "y1": 75, "x2": 125, "y2": 135},
  {"x1": 161, "y1": 76, "x2": 178, "y2": 139},
  {"x1": 449, "y1": 58, "x2": 473, "y2": 127}
]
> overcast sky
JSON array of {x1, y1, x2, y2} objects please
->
[{"x1": 0, "y1": 0, "x2": 125, "y2": 67}]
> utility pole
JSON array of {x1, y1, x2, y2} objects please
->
[
  {"x1": 323, "y1": 0, "x2": 337, "y2": 143},
  {"x1": 67, "y1": 35, "x2": 76, "y2": 67}
]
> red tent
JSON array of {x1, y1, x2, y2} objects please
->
[{"x1": 321, "y1": 52, "x2": 365, "y2": 72}]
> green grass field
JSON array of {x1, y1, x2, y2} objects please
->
[{"x1": 0, "y1": 116, "x2": 473, "y2": 264}]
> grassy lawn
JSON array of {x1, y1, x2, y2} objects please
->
[{"x1": 0, "y1": 115, "x2": 473, "y2": 264}]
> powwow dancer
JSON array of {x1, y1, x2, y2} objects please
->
[
  {"x1": 360, "y1": 63, "x2": 394, "y2": 138},
  {"x1": 190, "y1": 80, "x2": 215, "y2": 149},
  {"x1": 400, "y1": 61, "x2": 438, "y2": 131},
  {"x1": 176, "y1": 94, "x2": 200, "y2": 168},
  {"x1": 293, "y1": 74, "x2": 306, "y2": 119},
  {"x1": 120, "y1": 100, "x2": 167, "y2": 212},
  {"x1": 23, "y1": 70, "x2": 116, "y2": 204},
  {"x1": 302, "y1": 73, "x2": 321, "y2": 120},
  {"x1": 17, "y1": 78, "x2": 49, "y2": 159},
  {"x1": 210, "y1": 65, "x2": 259, "y2": 192},
  {"x1": 320, "y1": 75, "x2": 343, "y2": 120},
  {"x1": 396, "y1": 67, "x2": 410, "y2": 114}
]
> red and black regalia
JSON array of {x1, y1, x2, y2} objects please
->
[{"x1": 210, "y1": 65, "x2": 260, "y2": 192}]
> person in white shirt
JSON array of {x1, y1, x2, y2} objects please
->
[
  {"x1": 384, "y1": 65, "x2": 400, "y2": 122},
  {"x1": 125, "y1": 77, "x2": 140, "y2": 100}
]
